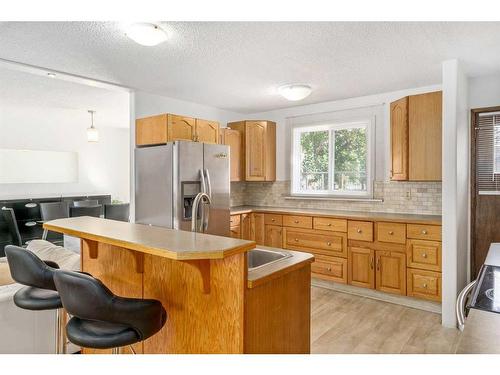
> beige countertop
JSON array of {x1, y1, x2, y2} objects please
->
[
  {"x1": 230, "y1": 205, "x2": 441, "y2": 225},
  {"x1": 44, "y1": 217, "x2": 255, "y2": 260},
  {"x1": 456, "y1": 308, "x2": 500, "y2": 353}
]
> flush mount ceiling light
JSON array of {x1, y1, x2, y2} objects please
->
[
  {"x1": 46, "y1": 72, "x2": 56, "y2": 78},
  {"x1": 278, "y1": 84, "x2": 312, "y2": 101},
  {"x1": 87, "y1": 110, "x2": 99, "y2": 143},
  {"x1": 125, "y1": 23, "x2": 168, "y2": 46}
]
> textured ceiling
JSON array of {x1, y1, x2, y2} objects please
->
[
  {"x1": 1, "y1": 22, "x2": 500, "y2": 113},
  {"x1": 0, "y1": 68, "x2": 130, "y2": 128}
]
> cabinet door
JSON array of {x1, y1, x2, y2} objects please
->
[
  {"x1": 168, "y1": 114, "x2": 196, "y2": 141},
  {"x1": 408, "y1": 91, "x2": 442, "y2": 181},
  {"x1": 230, "y1": 225, "x2": 241, "y2": 239},
  {"x1": 264, "y1": 224, "x2": 283, "y2": 248},
  {"x1": 252, "y1": 213, "x2": 265, "y2": 245},
  {"x1": 241, "y1": 213, "x2": 252, "y2": 240},
  {"x1": 245, "y1": 121, "x2": 267, "y2": 181},
  {"x1": 348, "y1": 247, "x2": 374, "y2": 289},
  {"x1": 196, "y1": 119, "x2": 219, "y2": 144},
  {"x1": 136, "y1": 114, "x2": 168, "y2": 146},
  {"x1": 221, "y1": 128, "x2": 243, "y2": 181},
  {"x1": 375, "y1": 250, "x2": 406, "y2": 295},
  {"x1": 390, "y1": 97, "x2": 409, "y2": 180}
]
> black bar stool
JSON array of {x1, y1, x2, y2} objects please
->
[
  {"x1": 53, "y1": 270, "x2": 167, "y2": 354},
  {"x1": 5, "y1": 245, "x2": 68, "y2": 354}
]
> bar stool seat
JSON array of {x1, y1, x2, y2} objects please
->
[
  {"x1": 54, "y1": 270, "x2": 166, "y2": 353},
  {"x1": 14, "y1": 287, "x2": 61, "y2": 310}
]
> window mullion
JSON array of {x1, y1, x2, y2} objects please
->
[{"x1": 329, "y1": 128, "x2": 335, "y2": 193}]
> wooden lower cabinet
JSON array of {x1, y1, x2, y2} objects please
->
[
  {"x1": 230, "y1": 225, "x2": 241, "y2": 239},
  {"x1": 375, "y1": 250, "x2": 406, "y2": 295},
  {"x1": 407, "y1": 268, "x2": 441, "y2": 301},
  {"x1": 283, "y1": 227, "x2": 347, "y2": 258},
  {"x1": 252, "y1": 213, "x2": 265, "y2": 245},
  {"x1": 265, "y1": 224, "x2": 282, "y2": 247},
  {"x1": 241, "y1": 213, "x2": 252, "y2": 240},
  {"x1": 348, "y1": 247, "x2": 375, "y2": 289},
  {"x1": 311, "y1": 254, "x2": 347, "y2": 284}
]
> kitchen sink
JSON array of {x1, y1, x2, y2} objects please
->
[{"x1": 247, "y1": 248, "x2": 292, "y2": 271}]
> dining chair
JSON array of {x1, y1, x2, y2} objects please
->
[
  {"x1": 40, "y1": 202, "x2": 70, "y2": 243},
  {"x1": 69, "y1": 205, "x2": 102, "y2": 218},
  {"x1": 1, "y1": 207, "x2": 24, "y2": 247},
  {"x1": 104, "y1": 203, "x2": 130, "y2": 222},
  {"x1": 73, "y1": 200, "x2": 99, "y2": 208}
]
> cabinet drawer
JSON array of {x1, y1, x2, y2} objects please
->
[
  {"x1": 347, "y1": 221, "x2": 374, "y2": 242},
  {"x1": 376, "y1": 222, "x2": 406, "y2": 244},
  {"x1": 407, "y1": 269, "x2": 441, "y2": 301},
  {"x1": 284, "y1": 228, "x2": 347, "y2": 257},
  {"x1": 313, "y1": 217, "x2": 347, "y2": 232},
  {"x1": 264, "y1": 214, "x2": 283, "y2": 226},
  {"x1": 407, "y1": 239, "x2": 441, "y2": 271},
  {"x1": 407, "y1": 224, "x2": 441, "y2": 241},
  {"x1": 311, "y1": 255, "x2": 347, "y2": 284},
  {"x1": 283, "y1": 215, "x2": 313, "y2": 229},
  {"x1": 229, "y1": 215, "x2": 240, "y2": 226},
  {"x1": 230, "y1": 225, "x2": 241, "y2": 239}
]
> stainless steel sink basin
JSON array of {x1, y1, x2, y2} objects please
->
[{"x1": 247, "y1": 248, "x2": 292, "y2": 271}]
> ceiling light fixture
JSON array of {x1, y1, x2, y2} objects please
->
[
  {"x1": 87, "y1": 110, "x2": 99, "y2": 143},
  {"x1": 125, "y1": 23, "x2": 168, "y2": 46},
  {"x1": 278, "y1": 84, "x2": 312, "y2": 101},
  {"x1": 47, "y1": 72, "x2": 56, "y2": 78}
]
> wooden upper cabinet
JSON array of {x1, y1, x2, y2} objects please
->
[
  {"x1": 227, "y1": 120, "x2": 276, "y2": 182},
  {"x1": 408, "y1": 91, "x2": 442, "y2": 181},
  {"x1": 220, "y1": 128, "x2": 243, "y2": 181},
  {"x1": 196, "y1": 119, "x2": 220, "y2": 144},
  {"x1": 168, "y1": 114, "x2": 196, "y2": 141},
  {"x1": 136, "y1": 114, "x2": 168, "y2": 146},
  {"x1": 390, "y1": 97, "x2": 409, "y2": 181},
  {"x1": 375, "y1": 250, "x2": 406, "y2": 295},
  {"x1": 389, "y1": 91, "x2": 442, "y2": 182}
]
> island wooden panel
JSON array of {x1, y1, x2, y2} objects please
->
[
  {"x1": 244, "y1": 264, "x2": 311, "y2": 354},
  {"x1": 142, "y1": 252, "x2": 246, "y2": 353}
]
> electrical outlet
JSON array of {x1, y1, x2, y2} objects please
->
[{"x1": 405, "y1": 190, "x2": 411, "y2": 200}]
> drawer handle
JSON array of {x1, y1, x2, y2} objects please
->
[
  {"x1": 357, "y1": 228, "x2": 362, "y2": 233},
  {"x1": 370, "y1": 256, "x2": 374, "y2": 270},
  {"x1": 294, "y1": 220, "x2": 299, "y2": 224},
  {"x1": 388, "y1": 231, "x2": 394, "y2": 235},
  {"x1": 422, "y1": 230, "x2": 428, "y2": 235},
  {"x1": 422, "y1": 253, "x2": 428, "y2": 258},
  {"x1": 294, "y1": 238, "x2": 299, "y2": 242},
  {"x1": 327, "y1": 242, "x2": 332, "y2": 246}
]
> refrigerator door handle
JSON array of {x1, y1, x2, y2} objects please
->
[
  {"x1": 191, "y1": 192, "x2": 211, "y2": 233},
  {"x1": 203, "y1": 169, "x2": 212, "y2": 231}
]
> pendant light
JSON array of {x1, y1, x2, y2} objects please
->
[{"x1": 87, "y1": 110, "x2": 99, "y2": 143}]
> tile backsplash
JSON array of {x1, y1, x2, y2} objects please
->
[{"x1": 230, "y1": 180, "x2": 441, "y2": 215}]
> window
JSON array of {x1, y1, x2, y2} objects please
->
[{"x1": 292, "y1": 120, "x2": 373, "y2": 197}]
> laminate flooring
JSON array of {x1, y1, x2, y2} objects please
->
[{"x1": 311, "y1": 286, "x2": 460, "y2": 354}]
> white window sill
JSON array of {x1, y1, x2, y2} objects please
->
[{"x1": 284, "y1": 195, "x2": 383, "y2": 202}]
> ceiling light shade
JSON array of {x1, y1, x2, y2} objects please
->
[
  {"x1": 87, "y1": 110, "x2": 99, "y2": 143},
  {"x1": 125, "y1": 23, "x2": 168, "y2": 46},
  {"x1": 278, "y1": 84, "x2": 312, "y2": 101}
]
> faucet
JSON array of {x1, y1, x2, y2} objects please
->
[{"x1": 191, "y1": 192, "x2": 211, "y2": 233}]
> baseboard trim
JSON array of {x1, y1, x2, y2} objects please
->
[{"x1": 311, "y1": 279, "x2": 442, "y2": 314}]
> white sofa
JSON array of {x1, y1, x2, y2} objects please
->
[{"x1": 0, "y1": 240, "x2": 80, "y2": 354}]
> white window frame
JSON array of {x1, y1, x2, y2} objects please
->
[{"x1": 291, "y1": 117, "x2": 375, "y2": 198}]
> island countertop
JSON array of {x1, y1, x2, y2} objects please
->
[{"x1": 43, "y1": 216, "x2": 256, "y2": 260}]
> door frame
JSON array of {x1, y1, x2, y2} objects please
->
[{"x1": 470, "y1": 105, "x2": 500, "y2": 278}]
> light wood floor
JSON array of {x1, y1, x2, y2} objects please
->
[{"x1": 311, "y1": 286, "x2": 460, "y2": 354}]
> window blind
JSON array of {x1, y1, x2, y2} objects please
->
[{"x1": 476, "y1": 112, "x2": 500, "y2": 194}]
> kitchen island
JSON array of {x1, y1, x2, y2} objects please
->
[{"x1": 43, "y1": 217, "x2": 313, "y2": 354}]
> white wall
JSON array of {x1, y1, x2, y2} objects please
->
[
  {"x1": 469, "y1": 73, "x2": 500, "y2": 109},
  {"x1": 0, "y1": 104, "x2": 130, "y2": 202},
  {"x1": 246, "y1": 84, "x2": 442, "y2": 181},
  {"x1": 441, "y1": 59, "x2": 470, "y2": 328}
]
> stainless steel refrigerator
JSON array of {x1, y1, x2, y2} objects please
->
[{"x1": 135, "y1": 141, "x2": 230, "y2": 237}]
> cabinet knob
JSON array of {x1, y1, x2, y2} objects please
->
[
  {"x1": 294, "y1": 238, "x2": 299, "y2": 242},
  {"x1": 423, "y1": 283, "x2": 428, "y2": 288},
  {"x1": 388, "y1": 231, "x2": 394, "y2": 235},
  {"x1": 357, "y1": 228, "x2": 362, "y2": 233},
  {"x1": 327, "y1": 242, "x2": 332, "y2": 246},
  {"x1": 422, "y1": 230, "x2": 428, "y2": 235},
  {"x1": 294, "y1": 220, "x2": 299, "y2": 224},
  {"x1": 271, "y1": 218, "x2": 275, "y2": 222},
  {"x1": 327, "y1": 223, "x2": 332, "y2": 227},
  {"x1": 327, "y1": 267, "x2": 332, "y2": 272},
  {"x1": 422, "y1": 253, "x2": 428, "y2": 258}
]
